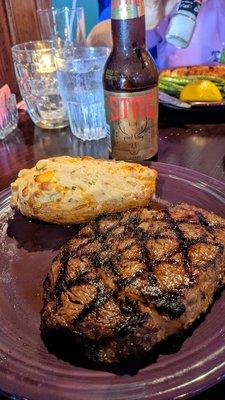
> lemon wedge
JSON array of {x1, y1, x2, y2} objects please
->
[{"x1": 180, "y1": 80, "x2": 223, "y2": 102}]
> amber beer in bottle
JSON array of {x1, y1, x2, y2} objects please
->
[{"x1": 103, "y1": 0, "x2": 158, "y2": 161}]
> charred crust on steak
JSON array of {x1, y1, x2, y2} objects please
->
[
  {"x1": 52, "y1": 247, "x2": 70, "y2": 302},
  {"x1": 41, "y1": 203, "x2": 225, "y2": 363}
]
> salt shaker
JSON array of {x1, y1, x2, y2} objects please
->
[{"x1": 165, "y1": 0, "x2": 203, "y2": 48}]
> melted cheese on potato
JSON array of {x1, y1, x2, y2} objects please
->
[{"x1": 11, "y1": 156, "x2": 157, "y2": 224}]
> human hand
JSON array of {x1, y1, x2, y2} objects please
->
[
  {"x1": 145, "y1": 0, "x2": 179, "y2": 30},
  {"x1": 87, "y1": 20, "x2": 112, "y2": 47}
]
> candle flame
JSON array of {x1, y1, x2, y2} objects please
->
[{"x1": 37, "y1": 53, "x2": 56, "y2": 74}]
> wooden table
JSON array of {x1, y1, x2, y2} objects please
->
[{"x1": 0, "y1": 109, "x2": 225, "y2": 399}]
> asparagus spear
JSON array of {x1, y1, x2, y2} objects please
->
[
  {"x1": 159, "y1": 75, "x2": 225, "y2": 98},
  {"x1": 160, "y1": 75, "x2": 225, "y2": 85}
]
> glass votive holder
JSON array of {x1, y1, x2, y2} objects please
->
[
  {"x1": 0, "y1": 94, "x2": 18, "y2": 139},
  {"x1": 12, "y1": 40, "x2": 69, "y2": 130}
]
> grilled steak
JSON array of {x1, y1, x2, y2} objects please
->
[{"x1": 41, "y1": 203, "x2": 225, "y2": 363}]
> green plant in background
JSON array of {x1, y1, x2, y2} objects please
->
[
  {"x1": 52, "y1": 0, "x2": 99, "y2": 34},
  {"x1": 220, "y1": 50, "x2": 225, "y2": 65}
]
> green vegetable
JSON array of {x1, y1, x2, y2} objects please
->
[
  {"x1": 159, "y1": 74, "x2": 225, "y2": 99},
  {"x1": 159, "y1": 76, "x2": 190, "y2": 85}
]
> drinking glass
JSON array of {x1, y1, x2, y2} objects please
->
[
  {"x1": 55, "y1": 46, "x2": 110, "y2": 141},
  {"x1": 37, "y1": 7, "x2": 86, "y2": 46},
  {"x1": 12, "y1": 40, "x2": 68, "y2": 130},
  {"x1": 0, "y1": 94, "x2": 18, "y2": 139}
]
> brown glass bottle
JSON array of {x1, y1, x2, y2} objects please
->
[{"x1": 103, "y1": 0, "x2": 158, "y2": 161}]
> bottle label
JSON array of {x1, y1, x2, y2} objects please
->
[
  {"x1": 178, "y1": 0, "x2": 202, "y2": 18},
  {"x1": 104, "y1": 88, "x2": 158, "y2": 161},
  {"x1": 111, "y1": 0, "x2": 144, "y2": 20}
]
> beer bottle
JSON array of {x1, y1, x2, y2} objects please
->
[{"x1": 103, "y1": 0, "x2": 158, "y2": 161}]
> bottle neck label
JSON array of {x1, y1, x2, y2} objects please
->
[
  {"x1": 111, "y1": 0, "x2": 144, "y2": 20},
  {"x1": 178, "y1": 0, "x2": 202, "y2": 18},
  {"x1": 104, "y1": 88, "x2": 158, "y2": 161}
]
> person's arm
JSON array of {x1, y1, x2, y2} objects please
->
[
  {"x1": 87, "y1": 19, "x2": 112, "y2": 47},
  {"x1": 145, "y1": 0, "x2": 178, "y2": 30},
  {"x1": 87, "y1": 0, "x2": 179, "y2": 47}
]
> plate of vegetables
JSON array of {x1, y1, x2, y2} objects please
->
[{"x1": 159, "y1": 65, "x2": 225, "y2": 108}]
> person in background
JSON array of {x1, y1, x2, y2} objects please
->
[
  {"x1": 88, "y1": 0, "x2": 225, "y2": 69},
  {"x1": 98, "y1": 0, "x2": 110, "y2": 20}
]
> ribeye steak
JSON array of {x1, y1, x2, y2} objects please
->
[{"x1": 41, "y1": 203, "x2": 225, "y2": 363}]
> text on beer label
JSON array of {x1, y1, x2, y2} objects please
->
[
  {"x1": 104, "y1": 88, "x2": 158, "y2": 160},
  {"x1": 108, "y1": 92, "x2": 157, "y2": 121}
]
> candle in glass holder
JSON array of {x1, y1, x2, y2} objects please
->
[
  {"x1": 12, "y1": 40, "x2": 68, "y2": 130},
  {"x1": 36, "y1": 52, "x2": 56, "y2": 74}
]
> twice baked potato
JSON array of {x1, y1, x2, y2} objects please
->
[{"x1": 11, "y1": 156, "x2": 157, "y2": 224}]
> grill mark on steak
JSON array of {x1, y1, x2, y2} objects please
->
[
  {"x1": 196, "y1": 211, "x2": 214, "y2": 233},
  {"x1": 139, "y1": 272, "x2": 186, "y2": 319},
  {"x1": 53, "y1": 247, "x2": 70, "y2": 303},
  {"x1": 166, "y1": 210, "x2": 223, "y2": 276},
  {"x1": 125, "y1": 215, "x2": 141, "y2": 233},
  {"x1": 140, "y1": 240, "x2": 153, "y2": 271},
  {"x1": 164, "y1": 209, "x2": 191, "y2": 273},
  {"x1": 67, "y1": 268, "x2": 91, "y2": 288},
  {"x1": 53, "y1": 238, "x2": 97, "y2": 308},
  {"x1": 151, "y1": 291, "x2": 186, "y2": 318},
  {"x1": 42, "y1": 203, "x2": 225, "y2": 364},
  {"x1": 55, "y1": 207, "x2": 223, "y2": 317},
  {"x1": 89, "y1": 252, "x2": 102, "y2": 268},
  {"x1": 72, "y1": 280, "x2": 106, "y2": 325},
  {"x1": 163, "y1": 209, "x2": 223, "y2": 274},
  {"x1": 91, "y1": 212, "x2": 122, "y2": 237},
  {"x1": 102, "y1": 257, "x2": 121, "y2": 277},
  {"x1": 70, "y1": 214, "x2": 151, "y2": 335},
  {"x1": 115, "y1": 297, "x2": 148, "y2": 337},
  {"x1": 118, "y1": 270, "x2": 144, "y2": 288},
  {"x1": 59, "y1": 211, "x2": 189, "y2": 320}
]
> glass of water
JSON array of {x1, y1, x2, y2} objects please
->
[
  {"x1": 37, "y1": 7, "x2": 86, "y2": 46},
  {"x1": 12, "y1": 40, "x2": 68, "y2": 129},
  {"x1": 55, "y1": 46, "x2": 110, "y2": 141}
]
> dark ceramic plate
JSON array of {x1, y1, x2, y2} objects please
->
[
  {"x1": 158, "y1": 103, "x2": 225, "y2": 125},
  {"x1": 161, "y1": 103, "x2": 225, "y2": 112},
  {"x1": 0, "y1": 162, "x2": 225, "y2": 400},
  {"x1": 159, "y1": 97, "x2": 225, "y2": 111}
]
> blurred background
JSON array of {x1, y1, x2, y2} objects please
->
[{"x1": 52, "y1": 0, "x2": 99, "y2": 35}]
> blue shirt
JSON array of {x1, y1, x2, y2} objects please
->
[
  {"x1": 99, "y1": 5, "x2": 110, "y2": 21},
  {"x1": 98, "y1": 0, "x2": 110, "y2": 15}
]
